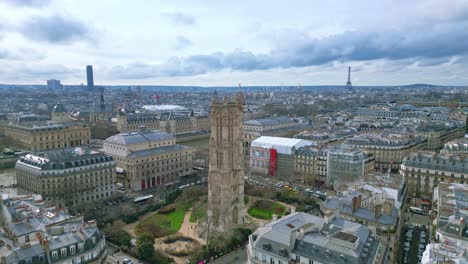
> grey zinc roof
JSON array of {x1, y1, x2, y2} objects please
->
[
  {"x1": 7, "y1": 218, "x2": 44, "y2": 236},
  {"x1": 5, "y1": 242, "x2": 45, "y2": 263},
  {"x1": 105, "y1": 130, "x2": 174, "y2": 145},
  {"x1": 251, "y1": 212, "x2": 381, "y2": 264},
  {"x1": 244, "y1": 116, "x2": 293, "y2": 126},
  {"x1": 323, "y1": 194, "x2": 398, "y2": 226},
  {"x1": 48, "y1": 227, "x2": 99, "y2": 250},
  {"x1": 126, "y1": 144, "x2": 190, "y2": 158}
]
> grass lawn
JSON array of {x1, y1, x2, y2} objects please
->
[
  {"x1": 135, "y1": 203, "x2": 189, "y2": 238},
  {"x1": 248, "y1": 200, "x2": 286, "y2": 220},
  {"x1": 189, "y1": 205, "x2": 206, "y2": 223}
]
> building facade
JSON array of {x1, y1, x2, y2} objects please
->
[
  {"x1": 400, "y1": 152, "x2": 468, "y2": 197},
  {"x1": 103, "y1": 129, "x2": 193, "y2": 191},
  {"x1": 247, "y1": 212, "x2": 387, "y2": 264},
  {"x1": 250, "y1": 136, "x2": 313, "y2": 181},
  {"x1": 243, "y1": 116, "x2": 308, "y2": 154},
  {"x1": 116, "y1": 111, "x2": 209, "y2": 135},
  {"x1": 47, "y1": 79, "x2": 62, "y2": 90},
  {"x1": 15, "y1": 148, "x2": 116, "y2": 209},
  {"x1": 345, "y1": 133, "x2": 426, "y2": 172},
  {"x1": 326, "y1": 145, "x2": 375, "y2": 186},
  {"x1": 207, "y1": 94, "x2": 245, "y2": 233},
  {"x1": 417, "y1": 121, "x2": 465, "y2": 151},
  {"x1": 4, "y1": 122, "x2": 90, "y2": 151},
  {"x1": 294, "y1": 146, "x2": 328, "y2": 186}
]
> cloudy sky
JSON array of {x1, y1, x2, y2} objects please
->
[{"x1": 1, "y1": 0, "x2": 468, "y2": 86}]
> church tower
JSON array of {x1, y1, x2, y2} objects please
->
[{"x1": 207, "y1": 91, "x2": 245, "y2": 233}]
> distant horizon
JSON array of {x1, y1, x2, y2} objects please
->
[
  {"x1": 0, "y1": 83, "x2": 466, "y2": 89},
  {"x1": 1, "y1": 1, "x2": 468, "y2": 85}
]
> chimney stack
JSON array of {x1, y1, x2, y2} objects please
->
[
  {"x1": 383, "y1": 200, "x2": 393, "y2": 215},
  {"x1": 374, "y1": 204, "x2": 382, "y2": 219}
]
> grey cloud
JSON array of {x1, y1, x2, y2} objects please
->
[
  {"x1": 2, "y1": 0, "x2": 51, "y2": 7},
  {"x1": 109, "y1": 20, "x2": 468, "y2": 79},
  {"x1": 20, "y1": 15, "x2": 89, "y2": 43},
  {"x1": 173, "y1": 35, "x2": 192, "y2": 50},
  {"x1": 161, "y1": 12, "x2": 196, "y2": 25},
  {"x1": 0, "y1": 48, "x2": 45, "y2": 61}
]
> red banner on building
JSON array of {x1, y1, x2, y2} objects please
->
[{"x1": 269, "y1": 148, "x2": 277, "y2": 177}]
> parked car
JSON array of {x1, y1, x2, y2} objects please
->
[{"x1": 123, "y1": 259, "x2": 133, "y2": 264}]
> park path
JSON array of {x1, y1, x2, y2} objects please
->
[
  {"x1": 244, "y1": 195, "x2": 296, "y2": 227},
  {"x1": 153, "y1": 209, "x2": 206, "y2": 264},
  {"x1": 120, "y1": 210, "x2": 156, "y2": 238}
]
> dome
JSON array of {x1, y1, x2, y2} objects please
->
[{"x1": 52, "y1": 104, "x2": 67, "y2": 113}]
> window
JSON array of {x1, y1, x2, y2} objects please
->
[
  {"x1": 309, "y1": 260, "x2": 314, "y2": 264},
  {"x1": 262, "y1": 255, "x2": 267, "y2": 263},
  {"x1": 296, "y1": 256, "x2": 300, "y2": 262},
  {"x1": 52, "y1": 251, "x2": 58, "y2": 259},
  {"x1": 61, "y1": 248, "x2": 67, "y2": 257}
]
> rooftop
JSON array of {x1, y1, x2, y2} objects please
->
[
  {"x1": 250, "y1": 212, "x2": 382, "y2": 264},
  {"x1": 251, "y1": 136, "x2": 313, "y2": 155},
  {"x1": 105, "y1": 129, "x2": 174, "y2": 145},
  {"x1": 244, "y1": 116, "x2": 294, "y2": 127}
]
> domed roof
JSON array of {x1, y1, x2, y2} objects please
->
[{"x1": 52, "y1": 104, "x2": 67, "y2": 113}]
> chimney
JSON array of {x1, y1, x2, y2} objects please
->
[
  {"x1": 272, "y1": 214, "x2": 278, "y2": 221},
  {"x1": 383, "y1": 200, "x2": 393, "y2": 215},
  {"x1": 352, "y1": 195, "x2": 362, "y2": 212},
  {"x1": 460, "y1": 218, "x2": 465, "y2": 237},
  {"x1": 374, "y1": 204, "x2": 382, "y2": 219}
]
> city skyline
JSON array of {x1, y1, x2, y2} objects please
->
[{"x1": 1, "y1": 0, "x2": 468, "y2": 86}]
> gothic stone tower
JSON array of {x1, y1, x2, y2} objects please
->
[{"x1": 207, "y1": 92, "x2": 245, "y2": 233}]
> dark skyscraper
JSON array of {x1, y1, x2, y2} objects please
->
[
  {"x1": 346, "y1": 66, "x2": 352, "y2": 88},
  {"x1": 86, "y1": 65, "x2": 94, "y2": 90}
]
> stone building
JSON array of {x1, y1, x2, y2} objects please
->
[
  {"x1": 326, "y1": 145, "x2": 375, "y2": 187},
  {"x1": 345, "y1": 132, "x2": 426, "y2": 172},
  {"x1": 242, "y1": 116, "x2": 309, "y2": 154},
  {"x1": 103, "y1": 129, "x2": 193, "y2": 191},
  {"x1": 400, "y1": 151, "x2": 468, "y2": 197},
  {"x1": 249, "y1": 136, "x2": 313, "y2": 181},
  {"x1": 294, "y1": 146, "x2": 328, "y2": 186},
  {"x1": 0, "y1": 194, "x2": 107, "y2": 264},
  {"x1": 116, "y1": 111, "x2": 209, "y2": 136},
  {"x1": 207, "y1": 93, "x2": 245, "y2": 233},
  {"x1": 15, "y1": 148, "x2": 116, "y2": 209},
  {"x1": 247, "y1": 212, "x2": 387, "y2": 264},
  {"x1": 3, "y1": 121, "x2": 90, "y2": 151},
  {"x1": 322, "y1": 174, "x2": 407, "y2": 263},
  {"x1": 440, "y1": 135, "x2": 468, "y2": 154},
  {"x1": 422, "y1": 182, "x2": 468, "y2": 263},
  {"x1": 416, "y1": 121, "x2": 465, "y2": 151}
]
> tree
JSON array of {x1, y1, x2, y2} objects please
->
[{"x1": 136, "y1": 232, "x2": 154, "y2": 261}]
